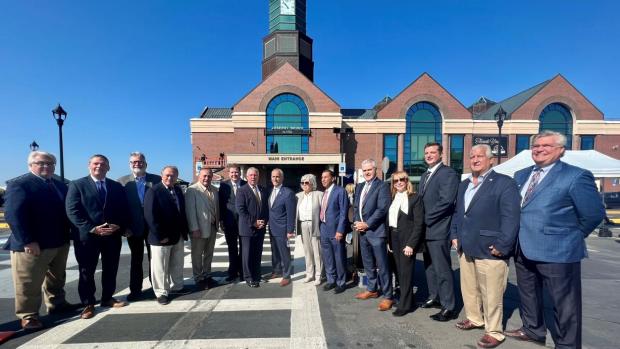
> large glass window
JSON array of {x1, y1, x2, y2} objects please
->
[
  {"x1": 404, "y1": 102, "x2": 442, "y2": 176},
  {"x1": 516, "y1": 135, "x2": 531, "y2": 154},
  {"x1": 383, "y1": 134, "x2": 398, "y2": 178},
  {"x1": 449, "y1": 135, "x2": 464, "y2": 175},
  {"x1": 580, "y1": 135, "x2": 595, "y2": 150},
  {"x1": 266, "y1": 93, "x2": 309, "y2": 154},
  {"x1": 539, "y1": 103, "x2": 573, "y2": 149}
]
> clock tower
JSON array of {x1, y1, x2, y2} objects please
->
[{"x1": 262, "y1": 0, "x2": 314, "y2": 81}]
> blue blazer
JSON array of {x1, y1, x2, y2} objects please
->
[
  {"x1": 235, "y1": 184, "x2": 269, "y2": 237},
  {"x1": 3, "y1": 173, "x2": 70, "y2": 251},
  {"x1": 514, "y1": 161, "x2": 605, "y2": 263},
  {"x1": 66, "y1": 176, "x2": 129, "y2": 242},
  {"x1": 143, "y1": 182, "x2": 189, "y2": 246},
  {"x1": 117, "y1": 172, "x2": 161, "y2": 237},
  {"x1": 420, "y1": 163, "x2": 459, "y2": 240},
  {"x1": 450, "y1": 170, "x2": 521, "y2": 259},
  {"x1": 353, "y1": 178, "x2": 391, "y2": 238},
  {"x1": 319, "y1": 185, "x2": 349, "y2": 238},
  {"x1": 268, "y1": 186, "x2": 296, "y2": 237}
]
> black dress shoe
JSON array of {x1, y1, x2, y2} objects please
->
[
  {"x1": 126, "y1": 292, "x2": 143, "y2": 302},
  {"x1": 504, "y1": 328, "x2": 545, "y2": 345},
  {"x1": 334, "y1": 285, "x2": 346, "y2": 294},
  {"x1": 392, "y1": 308, "x2": 410, "y2": 317},
  {"x1": 48, "y1": 302, "x2": 82, "y2": 314},
  {"x1": 323, "y1": 283, "x2": 336, "y2": 291},
  {"x1": 419, "y1": 299, "x2": 441, "y2": 309},
  {"x1": 206, "y1": 277, "x2": 220, "y2": 289},
  {"x1": 430, "y1": 309, "x2": 458, "y2": 322},
  {"x1": 157, "y1": 295, "x2": 169, "y2": 305}
]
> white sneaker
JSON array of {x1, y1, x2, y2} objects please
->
[
  {"x1": 303, "y1": 276, "x2": 314, "y2": 283},
  {"x1": 313, "y1": 279, "x2": 322, "y2": 286}
]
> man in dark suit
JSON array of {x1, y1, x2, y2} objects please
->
[
  {"x1": 506, "y1": 131, "x2": 605, "y2": 348},
  {"x1": 144, "y1": 166, "x2": 189, "y2": 305},
  {"x1": 418, "y1": 142, "x2": 459, "y2": 321},
  {"x1": 4, "y1": 151, "x2": 77, "y2": 330},
  {"x1": 319, "y1": 170, "x2": 349, "y2": 294},
  {"x1": 450, "y1": 145, "x2": 521, "y2": 348},
  {"x1": 235, "y1": 167, "x2": 269, "y2": 288},
  {"x1": 66, "y1": 154, "x2": 130, "y2": 319},
  {"x1": 266, "y1": 168, "x2": 296, "y2": 286},
  {"x1": 117, "y1": 152, "x2": 161, "y2": 301},
  {"x1": 353, "y1": 159, "x2": 394, "y2": 311},
  {"x1": 218, "y1": 164, "x2": 246, "y2": 281}
]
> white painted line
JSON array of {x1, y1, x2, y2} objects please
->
[
  {"x1": 213, "y1": 298, "x2": 295, "y2": 311},
  {"x1": 290, "y1": 235, "x2": 328, "y2": 349},
  {"x1": 21, "y1": 338, "x2": 292, "y2": 349}
]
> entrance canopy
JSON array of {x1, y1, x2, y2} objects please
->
[{"x1": 493, "y1": 150, "x2": 620, "y2": 178}]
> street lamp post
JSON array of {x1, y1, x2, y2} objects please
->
[
  {"x1": 29, "y1": 141, "x2": 39, "y2": 151},
  {"x1": 494, "y1": 106, "x2": 506, "y2": 165},
  {"x1": 52, "y1": 104, "x2": 67, "y2": 182}
]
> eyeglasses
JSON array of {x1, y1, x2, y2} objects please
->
[
  {"x1": 32, "y1": 161, "x2": 55, "y2": 167},
  {"x1": 393, "y1": 177, "x2": 408, "y2": 183},
  {"x1": 300, "y1": 181, "x2": 310, "y2": 185},
  {"x1": 130, "y1": 160, "x2": 145, "y2": 164}
]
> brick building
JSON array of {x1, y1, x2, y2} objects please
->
[{"x1": 190, "y1": 0, "x2": 620, "y2": 190}]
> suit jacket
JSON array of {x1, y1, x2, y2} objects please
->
[
  {"x1": 450, "y1": 170, "x2": 521, "y2": 260},
  {"x1": 185, "y1": 182, "x2": 220, "y2": 239},
  {"x1": 143, "y1": 182, "x2": 189, "y2": 246},
  {"x1": 117, "y1": 172, "x2": 161, "y2": 237},
  {"x1": 391, "y1": 193, "x2": 426, "y2": 252},
  {"x1": 419, "y1": 163, "x2": 459, "y2": 240},
  {"x1": 514, "y1": 161, "x2": 605, "y2": 263},
  {"x1": 353, "y1": 177, "x2": 391, "y2": 238},
  {"x1": 295, "y1": 190, "x2": 323, "y2": 237},
  {"x1": 235, "y1": 184, "x2": 269, "y2": 237},
  {"x1": 319, "y1": 185, "x2": 349, "y2": 238},
  {"x1": 66, "y1": 176, "x2": 129, "y2": 242},
  {"x1": 218, "y1": 179, "x2": 247, "y2": 233},
  {"x1": 268, "y1": 186, "x2": 296, "y2": 237},
  {"x1": 4, "y1": 173, "x2": 70, "y2": 251}
]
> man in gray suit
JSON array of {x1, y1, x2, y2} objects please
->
[
  {"x1": 418, "y1": 142, "x2": 459, "y2": 322},
  {"x1": 118, "y1": 152, "x2": 161, "y2": 301}
]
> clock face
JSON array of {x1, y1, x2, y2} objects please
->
[{"x1": 280, "y1": 0, "x2": 295, "y2": 15}]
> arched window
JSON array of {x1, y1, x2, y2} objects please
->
[
  {"x1": 404, "y1": 102, "x2": 442, "y2": 176},
  {"x1": 266, "y1": 93, "x2": 309, "y2": 154},
  {"x1": 539, "y1": 103, "x2": 573, "y2": 149}
]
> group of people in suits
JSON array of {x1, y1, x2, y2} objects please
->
[{"x1": 3, "y1": 130, "x2": 605, "y2": 349}]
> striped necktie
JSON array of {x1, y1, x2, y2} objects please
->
[{"x1": 522, "y1": 168, "x2": 542, "y2": 205}]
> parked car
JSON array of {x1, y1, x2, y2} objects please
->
[{"x1": 603, "y1": 192, "x2": 620, "y2": 209}]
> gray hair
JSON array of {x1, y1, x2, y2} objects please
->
[
  {"x1": 533, "y1": 131, "x2": 567, "y2": 147},
  {"x1": 129, "y1": 152, "x2": 146, "y2": 161},
  {"x1": 28, "y1": 151, "x2": 56, "y2": 165},
  {"x1": 246, "y1": 167, "x2": 259, "y2": 175},
  {"x1": 161, "y1": 165, "x2": 179, "y2": 175},
  {"x1": 470, "y1": 144, "x2": 493, "y2": 159},
  {"x1": 361, "y1": 158, "x2": 377, "y2": 169},
  {"x1": 272, "y1": 168, "x2": 284, "y2": 178},
  {"x1": 300, "y1": 173, "x2": 317, "y2": 191},
  {"x1": 199, "y1": 167, "x2": 213, "y2": 175}
]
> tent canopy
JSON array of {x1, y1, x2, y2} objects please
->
[{"x1": 490, "y1": 150, "x2": 620, "y2": 178}]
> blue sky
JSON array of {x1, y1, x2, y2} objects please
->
[{"x1": 2, "y1": 0, "x2": 619, "y2": 185}]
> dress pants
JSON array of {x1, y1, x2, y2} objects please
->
[
  {"x1": 459, "y1": 253, "x2": 508, "y2": 341},
  {"x1": 74, "y1": 235, "x2": 122, "y2": 305},
  {"x1": 127, "y1": 232, "x2": 151, "y2": 295},
  {"x1": 190, "y1": 230, "x2": 217, "y2": 282},
  {"x1": 390, "y1": 228, "x2": 415, "y2": 311},
  {"x1": 515, "y1": 250, "x2": 582, "y2": 349},
  {"x1": 241, "y1": 230, "x2": 265, "y2": 283},
  {"x1": 269, "y1": 233, "x2": 283, "y2": 275},
  {"x1": 224, "y1": 229, "x2": 242, "y2": 278},
  {"x1": 11, "y1": 243, "x2": 70, "y2": 319},
  {"x1": 359, "y1": 234, "x2": 393, "y2": 299},
  {"x1": 423, "y1": 239, "x2": 455, "y2": 310},
  {"x1": 270, "y1": 234, "x2": 292, "y2": 279},
  {"x1": 300, "y1": 221, "x2": 322, "y2": 280},
  {"x1": 150, "y1": 239, "x2": 185, "y2": 297},
  {"x1": 320, "y1": 234, "x2": 347, "y2": 287}
]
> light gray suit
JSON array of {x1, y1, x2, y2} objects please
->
[
  {"x1": 185, "y1": 182, "x2": 220, "y2": 282},
  {"x1": 295, "y1": 190, "x2": 323, "y2": 280}
]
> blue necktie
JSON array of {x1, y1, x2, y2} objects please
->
[
  {"x1": 136, "y1": 177, "x2": 146, "y2": 205},
  {"x1": 97, "y1": 181, "x2": 106, "y2": 204}
]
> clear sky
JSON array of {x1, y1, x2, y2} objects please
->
[{"x1": 2, "y1": 0, "x2": 619, "y2": 185}]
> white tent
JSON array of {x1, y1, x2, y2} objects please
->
[{"x1": 491, "y1": 150, "x2": 620, "y2": 178}]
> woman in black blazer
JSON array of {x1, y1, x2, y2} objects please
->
[{"x1": 388, "y1": 170, "x2": 425, "y2": 316}]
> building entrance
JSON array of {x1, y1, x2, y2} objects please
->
[{"x1": 254, "y1": 164, "x2": 333, "y2": 191}]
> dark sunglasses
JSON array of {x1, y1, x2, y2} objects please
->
[
  {"x1": 300, "y1": 181, "x2": 310, "y2": 185},
  {"x1": 393, "y1": 177, "x2": 408, "y2": 183}
]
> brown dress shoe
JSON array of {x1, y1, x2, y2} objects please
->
[
  {"x1": 279, "y1": 278, "x2": 291, "y2": 287},
  {"x1": 378, "y1": 299, "x2": 394, "y2": 311},
  {"x1": 477, "y1": 334, "x2": 504, "y2": 348},
  {"x1": 100, "y1": 298, "x2": 128, "y2": 308},
  {"x1": 21, "y1": 318, "x2": 43, "y2": 330},
  {"x1": 504, "y1": 328, "x2": 545, "y2": 345},
  {"x1": 355, "y1": 291, "x2": 379, "y2": 300},
  {"x1": 456, "y1": 319, "x2": 485, "y2": 330},
  {"x1": 81, "y1": 305, "x2": 95, "y2": 319}
]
